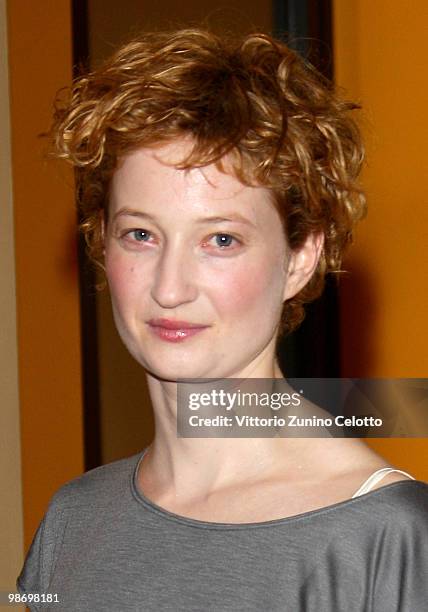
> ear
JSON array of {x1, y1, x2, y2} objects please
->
[
  {"x1": 282, "y1": 232, "x2": 324, "y2": 302},
  {"x1": 100, "y1": 210, "x2": 106, "y2": 255}
]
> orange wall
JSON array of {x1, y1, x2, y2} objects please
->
[
  {"x1": 334, "y1": 0, "x2": 428, "y2": 478},
  {"x1": 7, "y1": 0, "x2": 85, "y2": 549},
  {"x1": 1, "y1": 0, "x2": 24, "y2": 587}
]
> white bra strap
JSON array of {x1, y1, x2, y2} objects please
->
[{"x1": 351, "y1": 467, "x2": 415, "y2": 498}]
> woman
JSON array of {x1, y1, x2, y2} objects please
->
[{"x1": 18, "y1": 29, "x2": 427, "y2": 610}]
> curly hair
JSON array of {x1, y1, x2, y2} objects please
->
[{"x1": 51, "y1": 28, "x2": 366, "y2": 336}]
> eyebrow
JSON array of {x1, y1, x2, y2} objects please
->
[
  {"x1": 112, "y1": 209, "x2": 154, "y2": 222},
  {"x1": 112, "y1": 208, "x2": 257, "y2": 228}
]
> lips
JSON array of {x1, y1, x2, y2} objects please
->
[
  {"x1": 147, "y1": 318, "x2": 210, "y2": 343},
  {"x1": 148, "y1": 318, "x2": 207, "y2": 329}
]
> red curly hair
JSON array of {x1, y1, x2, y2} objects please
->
[{"x1": 51, "y1": 29, "x2": 366, "y2": 336}]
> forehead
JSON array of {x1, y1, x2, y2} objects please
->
[{"x1": 109, "y1": 142, "x2": 279, "y2": 225}]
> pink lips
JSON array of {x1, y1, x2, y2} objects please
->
[{"x1": 147, "y1": 318, "x2": 209, "y2": 343}]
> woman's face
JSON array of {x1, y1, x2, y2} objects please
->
[{"x1": 104, "y1": 141, "x2": 296, "y2": 381}]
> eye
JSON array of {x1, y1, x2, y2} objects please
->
[
  {"x1": 118, "y1": 228, "x2": 156, "y2": 249},
  {"x1": 130, "y1": 229, "x2": 151, "y2": 242},
  {"x1": 210, "y1": 233, "x2": 238, "y2": 248}
]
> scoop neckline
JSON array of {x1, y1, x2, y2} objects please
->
[{"x1": 130, "y1": 447, "x2": 423, "y2": 531}]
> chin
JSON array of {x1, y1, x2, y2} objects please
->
[
  {"x1": 144, "y1": 365, "x2": 217, "y2": 383},
  {"x1": 132, "y1": 351, "x2": 217, "y2": 382}
]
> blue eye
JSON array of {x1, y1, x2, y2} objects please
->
[
  {"x1": 132, "y1": 230, "x2": 151, "y2": 242},
  {"x1": 214, "y1": 234, "x2": 234, "y2": 247}
]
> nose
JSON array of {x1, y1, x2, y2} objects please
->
[{"x1": 150, "y1": 241, "x2": 198, "y2": 309}]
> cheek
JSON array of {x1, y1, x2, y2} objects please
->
[
  {"x1": 105, "y1": 250, "x2": 140, "y2": 310},
  {"x1": 208, "y1": 256, "x2": 285, "y2": 318}
]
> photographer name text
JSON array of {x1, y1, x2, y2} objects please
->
[{"x1": 187, "y1": 414, "x2": 383, "y2": 428}]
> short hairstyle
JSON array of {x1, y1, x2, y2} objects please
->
[{"x1": 51, "y1": 28, "x2": 366, "y2": 336}]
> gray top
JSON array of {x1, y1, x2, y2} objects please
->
[{"x1": 18, "y1": 449, "x2": 428, "y2": 611}]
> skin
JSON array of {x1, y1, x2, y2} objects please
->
[{"x1": 104, "y1": 141, "x2": 411, "y2": 523}]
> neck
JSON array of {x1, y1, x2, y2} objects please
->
[{"x1": 141, "y1": 350, "x2": 298, "y2": 501}]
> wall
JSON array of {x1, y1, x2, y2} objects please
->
[
  {"x1": 88, "y1": 0, "x2": 272, "y2": 66},
  {"x1": 6, "y1": 0, "x2": 85, "y2": 550},
  {"x1": 334, "y1": 0, "x2": 428, "y2": 477},
  {"x1": 0, "y1": 0, "x2": 24, "y2": 590}
]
